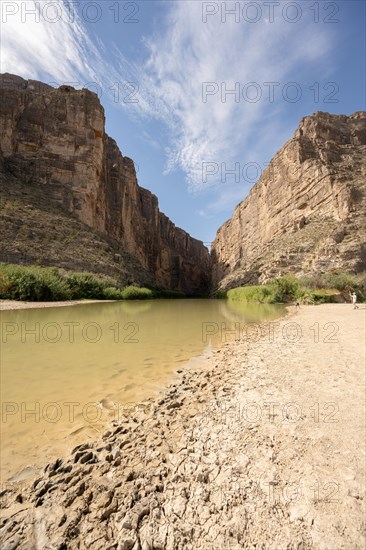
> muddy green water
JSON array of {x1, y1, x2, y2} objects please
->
[{"x1": 0, "y1": 300, "x2": 284, "y2": 483}]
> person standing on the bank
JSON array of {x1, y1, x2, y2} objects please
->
[{"x1": 351, "y1": 292, "x2": 358, "y2": 309}]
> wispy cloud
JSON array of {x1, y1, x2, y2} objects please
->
[
  {"x1": 1, "y1": 1, "x2": 102, "y2": 82},
  {"x1": 2, "y1": 0, "x2": 334, "y2": 208},
  {"x1": 132, "y1": 2, "x2": 334, "y2": 192}
]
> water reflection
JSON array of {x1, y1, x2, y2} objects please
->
[{"x1": 1, "y1": 299, "x2": 284, "y2": 481}]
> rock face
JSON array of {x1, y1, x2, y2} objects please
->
[
  {"x1": 1, "y1": 75, "x2": 364, "y2": 294},
  {"x1": 211, "y1": 111, "x2": 366, "y2": 290},
  {"x1": 0, "y1": 73, "x2": 210, "y2": 294}
]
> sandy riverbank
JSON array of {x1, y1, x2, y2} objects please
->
[
  {"x1": 1, "y1": 304, "x2": 365, "y2": 549},
  {"x1": 0, "y1": 299, "x2": 113, "y2": 311}
]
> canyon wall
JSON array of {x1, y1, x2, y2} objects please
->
[
  {"x1": 1, "y1": 74, "x2": 364, "y2": 294},
  {"x1": 0, "y1": 74, "x2": 209, "y2": 294},
  {"x1": 211, "y1": 111, "x2": 366, "y2": 290}
]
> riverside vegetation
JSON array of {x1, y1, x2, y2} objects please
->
[
  {"x1": 216, "y1": 273, "x2": 366, "y2": 304},
  {"x1": 0, "y1": 263, "x2": 186, "y2": 302},
  {"x1": 0, "y1": 263, "x2": 364, "y2": 304}
]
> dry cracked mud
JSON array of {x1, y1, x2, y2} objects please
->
[{"x1": 0, "y1": 304, "x2": 365, "y2": 549}]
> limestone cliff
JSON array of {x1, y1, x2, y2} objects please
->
[
  {"x1": 0, "y1": 74, "x2": 209, "y2": 294},
  {"x1": 211, "y1": 112, "x2": 366, "y2": 290}
]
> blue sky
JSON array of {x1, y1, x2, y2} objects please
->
[{"x1": 1, "y1": 0, "x2": 365, "y2": 245}]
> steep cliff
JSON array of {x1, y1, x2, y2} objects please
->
[
  {"x1": 0, "y1": 74, "x2": 210, "y2": 294},
  {"x1": 211, "y1": 112, "x2": 366, "y2": 290}
]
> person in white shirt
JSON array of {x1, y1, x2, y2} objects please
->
[{"x1": 351, "y1": 292, "x2": 358, "y2": 309}]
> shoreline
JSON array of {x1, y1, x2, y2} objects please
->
[
  {"x1": 1, "y1": 304, "x2": 365, "y2": 548},
  {"x1": 1, "y1": 298, "x2": 358, "y2": 313},
  {"x1": 0, "y1": 299, "x2": 116, "y2": 311}
]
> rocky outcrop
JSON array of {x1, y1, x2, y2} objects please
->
[
  {"x1": 211, "y1": 112, "x2": 366, "y2": 290},
  {"x1": 0, "y1": 74, "x2": 209, "y2": 294}
]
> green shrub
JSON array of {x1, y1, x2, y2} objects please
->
[
  {"x1": 322, "y1": 272, "x2": 365, "y2": 293},
  {"x1": 225, "y1": 276, "x2": 303, "y2": 304},
  {"x1": 270, "y1": 275, "x2": 300, "y2": 302},
  {"x1": 65, "y1": 272, "x2": 111, "y2": 299},
  {"x1": 222, "y1": 273, "x2": 356, "y2": 305},
  {"x1": 10, "y1": 270, "x2": 41, "y2": 301},
  {"x1": 299, "y1": 289, "x2": 337, "y2": 304},
  {"x1": 227, "y1": 285, "x2": 276, "y2": 303},
  {"x1": 227, "y1": 276, "x2": 345, "y2": 305},
  {"x1": 300, "y1": 272, "x2": 365, "y2": 292},
  {"x1": 0, "y1": 268, "x2": 12, "y2": 298},
  {"x1": 299, "y1": 274, "x2": 324, "y2": 290},
  {"x1": 0, "y1": 263, "x2": 191, "y2": 302},
  {"x1": 0, "y1": 264, "x2": 120, "y2": 301},
  {"x1": 32, "y1": 269, "x2": 71, "y2": 301},
  {"x1": 103, "y1": 287, "x2": 124, "y2": 300},
  {"x1": 299, "y1": 272, "x2": 365, "y2": 302},
  {"x1": 120, "y1": 286, "x2": 154, "y2": 300},
  {"x1": 310, "y1": 289, "x2": 338, "y2": 303},
  {"x1": 0, "y1": 264, "x2": 71, "y2": 301}
]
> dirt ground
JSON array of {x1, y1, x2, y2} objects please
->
[{"x1": 0, "y1": 304, "x2": 365, "y2": 549}]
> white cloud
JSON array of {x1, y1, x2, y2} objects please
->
[
  {"x1": 125, "y1": 2, "x2": 334, "y2": 193},
  {"x1": 0, "y1": 0, "x2": 112, "y2": 85},
  {"x1": 1, "y1": 0, "x2": 334, "y2": 206}
]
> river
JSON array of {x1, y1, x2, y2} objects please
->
[{"x1": 1, "y1": 299, "x2": 284, "y2": 483}]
